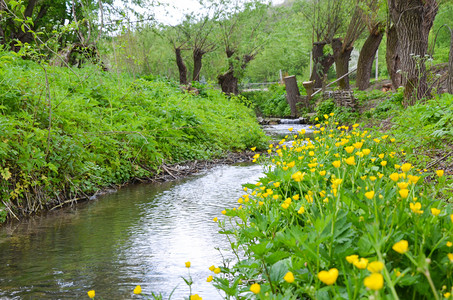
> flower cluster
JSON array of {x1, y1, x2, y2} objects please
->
[{"x1": 213, "y1": 114, "x2": 451, "y2": 298}]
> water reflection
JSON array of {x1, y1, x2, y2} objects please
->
[{"x1": 0, "y1": 164, "x2": 263, "y2": 299}]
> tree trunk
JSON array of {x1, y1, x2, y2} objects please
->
[
  {"x1": 332, "y1": 38, "x2": 353, "y2": 90},
  {"x1": 218, "y1": 69, "x2": 238, "y2": 95},
  {"x1": 192, "y1": 48, "x2": 204, "y2": 82},
  {"x1": 356, "y1": 25, "x2": 384, "y2": 90},
  {"x1": 310, "y1": 42, "x2": 334, "y2": 89},
  {"x1": 388, "y1": 0, "x2": 438, "y2": 104},
  {"x1": 284, "y1": 76, "x2": 301, "y2": 117},
  {"x1": 175, "y1": 47, "x2": 188, "y2": 85},
  {"x1": 386, "y1": 25, "x2": 402, "y2": 90}
]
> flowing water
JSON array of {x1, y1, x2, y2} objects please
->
[{"x1": 0, "y1": 123, "x2": 311, "y2": 299}]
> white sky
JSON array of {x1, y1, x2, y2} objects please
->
[{"x1": 119, "y1": 0, "x2": 285, "y2": 26}]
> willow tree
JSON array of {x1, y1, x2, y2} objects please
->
[
  {"x1": 217, "y1": 0, "x2": 272, "y2": 95},
  {"x1": 356, "y1": 0, "x2": 385, "y2": 90},
  {"x1": 296, "y1": 0, "x2": 346, "y2": 88},
  {"x1": 388, "y1": 0, "x2": 438, "y2": 103}
]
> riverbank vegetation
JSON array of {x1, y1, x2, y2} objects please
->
[
  {"x1": 0, "y1": 51, "x2": 266, "y2": 222},
  {"x1": 213, "y1": 112, "x2": 451, "y2": 299}
]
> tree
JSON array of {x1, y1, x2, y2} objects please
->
[
  {"x1": 331, "y1": 1, "x2": 367, "y2": 90},
  {"x1": 217, "y1": 0, "x2": 272, "y2": 95},
  {"x1": 388, "y1": 0, "x2": 439, "y2": 103},
  {"x1": 166, "y1": 24, "x2": 190, "y2": 84},
  {"x1": 356, "y1": 0, "x2": 385, "y2": 90},
  {"x1": 296, "y1": 0, "x2": 346, "y2": 88}
]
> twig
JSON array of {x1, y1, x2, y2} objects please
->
[
  {"x1": 426, "y1": 151, "x2": 453, "y2": 169},
  {"x1": 50, "y1": 197, "x2": 86, "y2": 210},
  {"x1": 2, "y1": 200, "x2": 19, "y2": 220}
]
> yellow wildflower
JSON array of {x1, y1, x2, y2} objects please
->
[
  {"x1": 401, "y1": 163, "x2": 412, "y2": 173},
  {"x1": 353, "y1": 257, "x2": 369, "y2": 269},
  {"x1": 185, "y1": 261, "x2": 191, "y2": 268},
  {"x1": 345, "y1": 156, "x2": 356, "y2": 166},
  {"x1": 250, "y1": 283, "x2": 260, "y2": 294},
  {"x1": 436, "y1": 170, "x2": 444, "y2": 177},
  {"x1": 364, "y1": 273, "x2": 384, "y2": 290},
  {"x1": 284, "y1": 271, "x2": 295, "y2": 283},
  {"x1": 353, "y1": 142, "x2": 363, "y2": 149},
  {"x1": 207, "y1": 275, "x2": 213, "y2": 282},
  {"x1": 213, "y1": 217, "x2": 218, "y2": 222},
  {"x1": 332, "y1": 160, "x2": 341, "y2": 168},
  {"x1": 393, "y1": 240, "x2": 409, "y2": 254},
  {"x1": 214, "y1": 267, "x2": 221, "y2": 274},
  {"x1": 381, "y1": 161, "x2": 387, "y2": 166},
  {"x1": 293, "y1": 194, "x2": 300, "y2": 200},
  {"x1": 448, "y1": 253, "x2": 453, "y2": 262},
  {"x1": 251, "y1": 147, "x2": 256, "y2": 151},
  {"x1": 298, "y1": 206, "x2": 305, "y2": 214},
  {"x1": 365, "y1": 191, "x2": 375, "y2": 199},
  {"x1": 209, "y1": 265, "x2": 215, "y2": 271},
  {"x1": 363, "y1": 149, "x2": 371, "y2": 155},
  {"x1": 133, "y1": 285, "x2": 142, "y2": 295},
  {"x1": 399, "y1": 189, "x2": 409, "y2": 199},
  {"x1": 190, "y1": 294, "x2": 202, "y2": 300},
  {"x1": 317, "y1": 268, "x2": 339, "y2": 285},
  {"x1": 390, "y1": 173, "x2": 399, "y2": 182},
  {"x1": 448, "y1": 241, "x2": 453, "y2": 247},
  {"x1": 367, "y1": 261, "x2": 384, "y2": 273},
  {"x1": 345, "y1": 146, "x2": 354, "y2": 153},
  {"x1": 87, "y1": 290, "x2": 95, "y2": 299},
  {"x1": 397, "y1": 182, "x2": 409, "y2": 189},
  {"x1": 431, "y1": 208, "x2": 441, "y2": 216},
  {"x1": 346, "y1": 254, "x2": 359, "y2": 264},
  {"x1": 410, "y1": 202, "x2": 423, "y2": 214},
  {"x1": 273, "y1": 182, "x2": 281, "y2": 188}
]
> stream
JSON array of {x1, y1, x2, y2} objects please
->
[{"x1": 0, "y1": 122, "x2": 311, "y2": 299}]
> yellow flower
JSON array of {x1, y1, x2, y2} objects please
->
[
  {"x1": 353, "y1": 257, "x2": 369, "y2": 269},
  {"x1": 214, "y1": 267, "x2": 221, "y2": 274},
  {"x1": 381, "y1": 161, "x2": 387, "y2": 166},
  {"x1": 185, "y1": 261, "x2": 191, "y2": 268},
  {"x1": 221, "y1": 210, "x2": 226, "y2": 215},
  {"x1": 345, "y1": 156, "x2": 356, "y2": 166},
  {"x1": 133, "y1": 285, "x2": 142, "y2": 295},
  {"x1": 207, "y1": 275, "x2": 213, "y2": 282},
  {"x1": 190, "y1": 294, "x2": 202, "y2": 300},
  {"x1": 273, "y1": 182, "x2": 281, "y2": 188},
  {"x1": 250, "y1": 283, "x2": 261, "y2": 294},
  {"x1": 293, "y1": 194, "x2": 300, "y2": 200},
  {"x1": 431, "y1": 208, "x2": 441, "y2": 216},
  {"x1": 287, "y1": 161, "x2": 295, "y2": 168},
  {"x1": 364, "y1": 273, "x2": 384, "y2": 290},
  {"x1": 448, "y1": 241, "x2": 453, "y2": 247},
  {"x1": 87, "y1": 290, "x2": 95, "y2": 299},
  {"x1": 367, "y1": 261, "x2": 384, "y2": 273},
  {"x1": 288, "y1": 127, "x2": 293, "y2": 132},
  {"x1": 448, "y1": 253, "x2": 453, "y2": 262},
  {"x1": 209, "y1": 265, "x2": 215, "y2": 271},
  {"x1": 346, "y1": 254, "x2": 359, "y2": 264},
  {"x1": 390, "y1": 173, "x2": 399, "y2": 182},
  {"x1": 444, "y1": 292, "x2": 451, "y2": 298},
  {"x1": 393, "y1": 240, "x2": 409, "y2": 254},
  {"x1": 298, "y1": 206, "x2": 305, "y2": 214},
  {"x1": 319, "y1": 170, "x2": 326, "y2": 176},
  {"x1": 363, "y1": 149, "x2": 371, "y2": 155},
  {"x1": 401, "y1": 163, "x2": 412, "y2": 173},
  {"x1": 397, "y1": 182, "x2": 409, "y2": 189},
  {"x1": 410, "y1": 202, "x2": 423, "y2": 214},
  {"x1": 317, "y1": 268, "x2": 339, "y2": 285},
  {"x1": 436, "y1": 170, "x2": 444, "y2": 177},
  {"x1": 251, "y1": 147, "x2": 256, "y2": 151},
  {"x1": 345, "y1": 146, "x2": 354, "y2": 153},
  {"x1": 408, "y1": 175, "x2": 420, "y2": 183},
  {"x1": 399, "y1": 189, "x2": 409, "y2": 199},
  {"x1": 332, "y1": 160, "x2": 341, "y2": 168},
  {"x1": 353, "y1": 141, "x2": 363, "y2": 149},
  {"x1": 365, "y1": 191, "x2": 375, "y2": 200},
  {"x1": 284, "y1": 271, "x2": 295, "y2": 283}
]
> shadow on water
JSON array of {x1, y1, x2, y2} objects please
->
[{"x1": 0, "y1": 164, "x2": 263, "y2": 299}]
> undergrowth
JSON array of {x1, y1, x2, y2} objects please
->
[{"x1": 0, "y1": 50, "x2": 267, "y2": 222}]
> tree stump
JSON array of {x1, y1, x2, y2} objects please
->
[{"x1": 284, "y1": 75, "x2": 300, "y2": 117}]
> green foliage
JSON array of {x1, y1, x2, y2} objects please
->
[
  {"x1": 0, "y1": 51, "x2": 267, "y2": 221},
  {"x1": 213, "y1": 117, "x2": 452, "y2": 299},
  {"x1": 242, "y1": 84, "x2": 291, "y2": 117}
]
